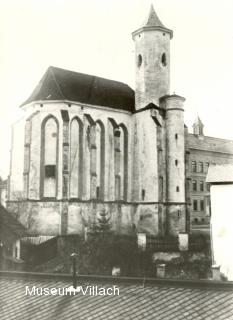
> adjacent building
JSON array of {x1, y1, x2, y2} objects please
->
[
  {"x1": 187, "y1": 118, "x2": 233, "y2": 226},
  {"x1": 206, "y1": 164, "x2": 233, "y2": 280}
]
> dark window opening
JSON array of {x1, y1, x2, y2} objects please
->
[
  {"x1": 175, "y1": 133, "x2": 178, "y2": 139},
  {"x1": 192, "y1": 180, "x2": 197, "y2": 191},
  {"x1": 96, "y1": 186, "x2": 100, "y2": 199},
  {"x1": 142, "y1": 189, "x2": 145, "y2": 201},
  {"x1": 176, "y1": 186, "x2": 179, "y2": 192},
  {"x1": 137, "y1": 54, "x2": 142, "y2": 67},
  {"x1": 200, "y1": 181, "x2": 204, "y2": 192},
  {"x1": 175, "y1": 159, "x2": 178, "y2": 166},
  {"x1": 194, "y1": 218, "x2": 198, "y2": 223},
  {"x1": 193, "y1": 200, "x2": 198, "y2": 211},
  {"x1": 206, "y1": 183, "x2": 210, "y2": 192},
  {"x1": 161, "y1": 53, "x2": 167, "y2": 66},
  {"x1": 200, "y1": 199, "x2": 204, "y2": 211},
  {"x1": 45, "y1": 165, "x2": 56, "y2": 178}
]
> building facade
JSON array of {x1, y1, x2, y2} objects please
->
[
  {"x1": 8, "y1": 6, "x2": 233, "y2": 238},
  {"x1": 7, "y1": 6, "x2": 189, "y2": 238},
  {"x1": 187, "y1": 118, "x2": 233, "y2": 225}
]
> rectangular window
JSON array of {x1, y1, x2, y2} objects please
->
[
  {"x1": 200, "y1": 181, "x2": 204, "y2": 192},
  {"x1": 45, "y1": 165, "x2": 56, "y2": 178},
  {"x1": 205, "y1": 162, "x2": 209, "y2": 173},
  {"x1": 198, "y1": 162, "x2": 204, "y2": 173},
  {"x1": 193, "y1": 200, "x2": 198, "y2": 211},
  {"x1": 200, "y1": 199, "x2": 204, "y2": 211},
  {"x1": 192, "y1": 180, "x2": 197, "y2": 191},
  {"x1": 206, "y1": 183, "x2": 210, "y2": 192},
  {"x1": 191, "y1": 161, "x2": 197, "y2": 172}
]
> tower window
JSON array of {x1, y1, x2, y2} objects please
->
[
  {"x1": 161, "y1": 53, "x2": 167, "y2": 66},
  {"x1": 175, "y1": 159, "x2": 178, "y2": 166},
  {"x1": 175, "y1": 133, "x2": 178, "y2": 139},
  {"x1": 176, "y1": 186, "x2": 179, "y2": 192},
  {"x1": 141, "y1": 189, "x2": 145, "y2": 200},
  {"x1": 137, "y1": 54, "x2": 142, "y2": 67}
]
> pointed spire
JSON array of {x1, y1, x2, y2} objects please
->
[
  {"x1": 144, "y1": 4, "x2": 165, "y2": 28},
  {"x1": 132, "y1": 4, "x2": 173, "y2": 39},
  {"x1": 193, "y1": 116, "x2": 204, "y2": 135}
]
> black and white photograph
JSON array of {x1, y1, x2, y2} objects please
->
[{"x1": 0, "y1": 0, "x2": 233, "y2": 319}]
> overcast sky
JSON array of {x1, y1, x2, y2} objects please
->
[{"x1": 0, "y1": 0, "x2": 233, "y2": 178}]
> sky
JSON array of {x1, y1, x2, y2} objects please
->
[{"x1": 0, "y1": 0, "x2": 233, "y2": 178}]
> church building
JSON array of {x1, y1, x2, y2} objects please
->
[{"x1": 7, "y1": 6, "x2": 191, "y2": 238}]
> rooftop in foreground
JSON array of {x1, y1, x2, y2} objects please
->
[{"x1": 1, "y1": 271, "x2": 233, "y2": 320}]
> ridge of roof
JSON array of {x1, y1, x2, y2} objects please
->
[
  {"x1": 188, "y1": 133, "x2": 233, "y2": 143},
  {"x1": 1, "y1": 270, "x2": 233, "y2": 290}
]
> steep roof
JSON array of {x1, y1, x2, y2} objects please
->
[
  {"x1": 144, "y1": 4, "x2": 166, "y2": 28},
  {"x1": 132, "y1": 5, "x2": 173, "y2": 38},
  {"x1": 0, "y1": 205, "x2": 27, "y2": 244},
  {"x1": 21, "y1": 66, "x2": 135, "y2": 112},
  {"x1": 1, "y1": 272, "x2": 233, "y2": 320},
  {"x1": 187, "y1": 133, "x2": 233, "y2": 155}
]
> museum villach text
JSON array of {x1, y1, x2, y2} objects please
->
[{"x1": 25, "y1": 285, "x2": 120, "y2": 296}]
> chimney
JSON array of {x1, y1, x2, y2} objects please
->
[
  {"x1": 156, "y1": 264, "x2": 166, "y2": 278},
  {"x1": 212, "y1": 264, "x2": 221, "y2": 281}
]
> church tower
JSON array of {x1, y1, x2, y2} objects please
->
[
  {"x1": 132, "y1": 5, "x2": 187, "y2": 236},
  {"x1": 132, "y1": 5, "x2": 173, "y2": 109}
]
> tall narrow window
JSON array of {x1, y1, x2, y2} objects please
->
[
  {"x1": 41, "y1": 116, "x2": 58, "y2": 198},
  {"x1": 193, "y1": 199, "x2": 198, "y2": 211},
  {"x1": 96, "y1": 121, "x2": 105, "y2": 200},
  {"x1": 70, "y1": 118, "x2": 83, "y2": 198},
  {"x1": 191, "y1": 161, "x2": 197, "y2": 172},
  {"x1": 200, "y1": 181, "x2": 204, "y2": 192},
  {"x1": 119, "y1": 124, "x2": 128, "y2": 201},
  {"x1": 205, "y1": 162, "x2": 209, "y2": 173},
  {"x1": 198, "y1": 162, "x2": 204, "y2": 173},
  {"x1": 192, "y1": 180, "x2": 197, "y2": 191},
  {"x1": 200, "y1": 199, "x2": 204, "y2": 211}
]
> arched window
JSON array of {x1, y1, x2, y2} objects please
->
[
  {"x1": 96, "y1": 121, "x2": 105, "y2": 199},
  {"x1": 41, "y1": 116, "x2": 59, "y2": 198},
  {"x1": 70, "y1": 118, "x2": 83, "y2": 198},
  {"x1": 119, "y1": 125, "x2": 128, "y2": 201},
  {"x1": 114, "y1": 124, "x2": 128, "y2": 201}
]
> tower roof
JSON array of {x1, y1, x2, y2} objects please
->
[
  {"x1": 193, "y1": 116, "x2": 204, "y2": 127},
  {"x1": 144, "y1": 4, "x2": 166, "y2": 28},
  {"x1": 132, "y1": 4, "x2": 173, "y2": 39}
]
